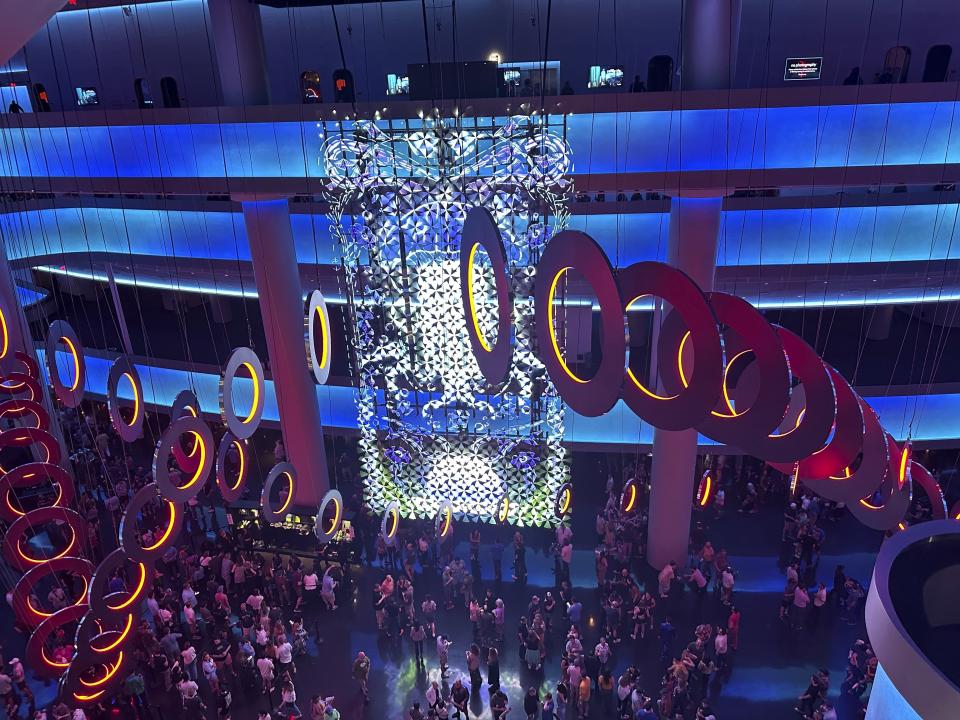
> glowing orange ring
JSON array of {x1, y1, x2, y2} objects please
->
[
  {"x1": 620, "y1": 478, "x2": 640, "y2": 514},
  {"x1": 494, "y1": 494, "x2": 511, "y2": 525},
  {"x1": 315, "y1": 489, "x2": 343, "y2": 543},
  {"x1": 261, "y1": 462, "x2": 296, "y2": 522},
  {"x1": 120, "y1": 483, "x2": 183, "y2": 564},
  {"x1": 0, "y1": 306, "x2": 8, "y2": 360},
  {"x1": 171, "y1": 390, "x2": 202, "y2": 473},
  {"x1": 0, "y1": 398, "x2": 50, "y2": 429},
  {"x1": 381, "y1": 501, "x2": 400, "y2": 539},
  {"x1": 0, "y1": 426, "x2": 61, "y2": 473},
  {"x1": 216, "y1": 432, "x2": 248, "y2": 503},
  {"x1": 25, "y1": 604, "x2": 89, "y2": 679},
  {"x1": 434, "y1": 500, "x2": 454, "y2": 540},
  {"x1": 554, "y1": 482, "x2": 572, "y2": 519},
  {"x1": 87, "y1": 548, "x2": 153, "y2": 618},
  {"x1": 306, "y1": 290, "x2": 333, "y2": 385},
  {"x1": 2, "y1": 504, "x2": 86, "y2": 571},
  {"x1": 696, "y1": 470, "x2": 714, "y2": 507},
  {"x1": 45, "y1": 321, "x2": 86, "y2": 408},
  {"x1": 106, "y1": 356, "x2": 143, "y2": 442},
  {"x1": 153, "y1": 415, "x2": 213, "y2": 503},
  {"x1": 0, "y1": 461, "x2": 73, "y2": 522},
  {"x1": 10, "y1": 556, "x2": 93, "y2": 628},
  {"x1": 220, "y1": 347, "x2": 264, "y2": 440}
]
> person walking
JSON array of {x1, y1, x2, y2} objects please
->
[
  {"x1": 352, "y1": 651, "x2": 370, "y2": 704},
  {"x1": 410, "y1": 621, "x2": 426, "y2": 667}
]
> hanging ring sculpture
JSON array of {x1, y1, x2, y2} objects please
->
[
  {"x1": 106, "y1": 356, "x2": 144, "y2": 442},
  {"x1": 315, "y1": 489, "x2": 344, "y2": 543},
  {"x1": 306, "y1": 289, "x2": 333, "y2": 385},
  {"x1": 220, "y1": 347, "x2": 264, "y2": 440},
  {"x1": 215, "y1": 431, "x2": 249, "y2": 503},
  {"x1": 45, "y1": 320, "x2": 85, "y2": 408},
  {"x1": 261, "y1": 462, "x2": 296, "y2": 522}
]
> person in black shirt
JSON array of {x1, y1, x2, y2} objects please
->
[{"x1": 523, "y1": 687, "x2": 540, "y2": 720}]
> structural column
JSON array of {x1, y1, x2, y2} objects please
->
[
  {"x1": 240, "y1": 196, "x2": 328, "y2": 507},
  {"x1": 207, "y1": 0, "x2": 271, "y2": 106},
  {"x1": 646, "y1": 197, "x2": 723, "y2": 571}
]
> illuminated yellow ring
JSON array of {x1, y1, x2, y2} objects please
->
[
  {"x1": 106, "y1": 356, "x2": 143, "y2": 442},
  {"x1": 2, "y1": 505, "x2": 86, "y2": 572},
  {"x1": 0, "y1": 461, "x2": 73, "y2": 522},
  {"x1": 86, "y1": 548, "x2": 153, "y2": 619},
  {"x1": 0, "y1": 305, "x2": 9, "y2": 360},
  {"x1": 25, "y1": 604, "x2": 89, "y2": 679},
  {"x1": 0, "y1": 398, "x2": 50, "y2": 431},
  {"x1": 0, "y1": 427, "x2": 61, "y2": 473},
  {"x1": 849, "y1": 434, "x2": 914, "y2": 531},
  {"x1": 153, "y1": 415, "x2": 213, "y2": 503},
  {"x1": 696, "y1": 470, "x2": 715, "y2": 507},
  {"x1": 620, "y1": 478, "x2": 640, "y2": 514},
  {"x1": 553, "y1": 483, "x2": 573, "y2": 519},
  {"x1": 11, "y1": 556, "x2": 93, "y2": 629},
  {"x1": 170, "y1": 389, "x2": 202, "y2": 473},
  {"x1": 493, "y1": 494, "x2": 511, "y2": 525},
  {"x1": 459, "y1": 207, "x2": 513, "y2": 385},
  {"x1": 306, "y1": 289, "x2": 333, "y2": 385},
  {"x1": 315, "y1": 489, "x2": 344, "y2": 544},
  {"x1": 45, "y1": 320, "x2": 85, "y2": 408},
  {"x1": 119, "y1": 483, "x2": 183, "y2": 564},
  {"x1": 381, "y1": 501, "x2": 400, "y2": 540},
  {"x1": 261, "y1": 462, "x2": 296, "y2": 522},
  {"x1": 434, "y1": 500, "x2": 454, "y2": 541},
  {"x1": 216, "y1": 431, "x2": 248, "y2": 503},
  {"x1": 220, "y1": 347, "x2": 265, "y2": 440}
]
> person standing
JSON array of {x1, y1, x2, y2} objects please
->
[
  {"x1": 792, "y1": 584, "x2": 810, "y2": 631},
  {"x1": 352, "y1": 651, "x2": 370, "y2": 704},
  {"x1": 466, "y1": 644, "x2": 483, "y2": 691},
  {"x1": 523, "y1": 687, "x2": 540, "y2": 720},
  {"x1": 658, "y1": 562, "x2": 676, "y2": 599},
  {"x1": 437, "y1": 635, "x2": 451, "y2": 676},
  {"x1": 487, "y1": 647, "x2": 501, "y2": 692},
  {"x1": 811, "y1": 583, "x2": 827, "y2": 632},
  {"x1": 727, "y1": 606, "x2": 741, "y2": 651},
  {"x1": 659, "y1": 617, "x2": 676, "y2": 662},
  {"x1": 410, "y1": 621, "x2": 426, "y2": 667},
  {"x1": 714, "y1": 627, "x2": 729, "y2": 670}
]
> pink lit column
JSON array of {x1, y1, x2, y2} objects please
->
[
  {"x1": 646, "y1": 196, "x2": 722, "y2": 570},
  {"x1": 240, "y1": 195, "x2": 328, "y2": 506}
]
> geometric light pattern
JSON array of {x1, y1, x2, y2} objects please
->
[{"x1": 322, "y1": 115, "x2": 573, "y2": 526}]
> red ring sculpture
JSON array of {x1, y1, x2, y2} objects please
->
[
  {"x1": 11, "y1": 556, "x2": 93, "y2": 629},
  {"x1": 0, "y1": 427, "x2": 62, "y2": 472},
  {"x1": 3, "y1": 505, "x2": 87, "y2": 572},
  {"x1": 460, "y1": 207, "x2": 513, "y2": 385},
  {"x1": 153, "y1": 415, "x2": 214, "y2": 503},
  {"x1": 170, "y1": 389, "x2": 202, "y2": 474},
  {"x1": 27, "y1": 604, "x2": 88, "y2": 679},
  {"x1": 0, "y1": 398, "x2": 50, "y2": 428},
  {"x1": 216, "y1": 432, "x2": 248, "y2": 503},
  {"x1": 119, "y1": 483, "x2": 183, "y2": 565},
  {"x1": 0, "y1": 462, "x2": 74, "y2": 522}
]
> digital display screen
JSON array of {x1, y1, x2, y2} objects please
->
[
  {"x1": 588, "y1": 65, "x2": 623, "y2": 88},
  {"x1": 502, "y1": 69, "x2": 520, "y2": 86},
  {"x1": 386, "y1": 73, "x2": 409, "y2": 96},
  {"x1": 784, "y1": 57, "x2": 823, "y2": 81},
  {"x1": 75, "y1": 87, "x2": 99, "y2": 106}
]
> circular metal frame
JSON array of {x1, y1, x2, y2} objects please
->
[
  {"x1": 0, "y1": 372, "x2": 41, "y2": 401},
  {"x1": 621, "y1": 261, "x2": 723, "y2": 430},
  {"x1": 381, "y1": 501, "x2": 400, "y2": 539},
  {"x1": 696, "y1": 470, "x2": 715, "y2": 508},
  {"x1": 553, "y1": 482, "x2": 572, "y2": 519},
  {"x1": 0, "y1": 398, "x2": 50, "y2": 429},
  {"x1": 220, "y1": 347, "x2": 264, "y2": 440},
  {"x1": 26, "y1": 604, "x2": 88, "y2": 679},
  {"x1": 849, "y1": 434, "x2": 914, "y2": 531},
  {"x1": 493, "y1": 493, "x2": 511, "y2": 525},
  {"x1": 0, "y1": 305, "x2": 9, "y2": 360},
  {"x1": 460, "y1": 207, "x2": 513, "y2": 385},
  {"x1": 106, "y1": 356, "x2": 144, "y2": 442},
  {"x1": 434, "y1": 499, "x2": 454, "y2": 541},
  {"x1": 791, "y1": 366, "x2": 864, "y2": 480},
  {"x1": 170, "y1": 389, "x2": 201, "y2": 474},
  {"x1": 45, "y1": 320, "x2": 85, "y2": 408},
  {"x1": 314, "y1": 489, "x2": 343, "y2": 543},
  {"x1": 11, "y1": 555, "x2": 92, "y2": 629},
  {"x1": 909, "y1": 461, "x2": 947, "y2": 520},
  {"x1": 261, "y1": 461, "x2": 296, "y2": 522},
  {"x1": 87, "y1": 548, "x2": 152, "y2": 619},
  {"x1": 534, "y1": 229, "x2": 625, "y2": 417},
  {"x1": 0, "y1": 462, "x2": 74, "y2": 522},
  {"x1": 153, "y1": 415, "x2": 213, "y2": 503},
  {"x1": 306, "y1": 289, "x2": 334, "y2": 385},
  {"x1": 0, "y1": 427, "x2": 62, "y2": 472},
  {"x1": 215, "y1": 432, "x2": 248, "y2": 503},
  {"x1": 119, "y1": 483, "x2": 183, "y2": 564},
  {"x1": 2, "y1": 505, "x2": 87, "y2": 572},
  {"x1": 620, "y1": 478, "x2": 640, "y2": 514}
]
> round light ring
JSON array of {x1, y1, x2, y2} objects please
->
[
  {"x1": 683, "y1": 292, "x2": 793, "y2": 447},
  {"x1": 849, "y1": 434, "x2": 914, "y2": 531},
  {"x1": 119, "y1": 483, "x2": 183, "y2": 564},
  {"x1": 803, "y1": 400, "x2": 891, "y2": 505},
  {"x1": 696, "y1": 470, "x2": 715, "y2": 508},
  {"x1": 27, "y1": 604, "x2": 88, "y2": 679},
  {"x1": 620, "y1": 478, "x2": 640, "y2": 514},
  {"x1": 381, "y1": 501, "x2": 400, "y2": 539},
  {"x1": 2, "y1": 351, "x2": 41, "y2": 380},
  {"x1": 493, "y1": 493, "x2": 511, "y2": 525},
  {"x1": 460, "y1": 207, "x2": 513, "y2": 385},
  {"x1": 106, "y1": 356, "x2": 144, "y2": 443},
  {"x1": 75, "y1": 607, "x2": 134, "y2": 656},
  {"x1": 153, "y1": 415, "x2": 213, "y2": 503},
  {"x1": 0, "y1": 462, "x2": 74, "y2": 522},
  {"x1": 45, "y1": 320, "x2": 86, "y2": 408},
  {"x1": 0, "y1": 372, "x2": 41, "y2": 401},
  {"x1": 220, "y1": 347, "x2": 265, "y2": 440},
  {"x1": 748, "y1": 327, "x2": 836, "y2": 464},
  {"x1": 170, "y1": 389, "x2": 202, "y2": 474},
  {"x1": 0, "y1": 398, "x2": 50, "y2": 430},
  {"x1": 620, "y1": 261, "x2": 723, "y2": 430},
  {"x1": 306, "y1": 289, "x2": 333, "y2": 385},
  {"x1": 215, "y1": 432, "x2": 248, "y2": 503},
  {"x1": 87, "y1": 548, "x2": 152, "y2": 619},
  {"x1": 11, "y1": 556, "x2": 92, "y2": 629},
  {"x1": 0, "y1": 305, "x2": 9, "y2": 360},
  {"x1": 0, "y1": 427, "x2": 62, "y2": 473},
  {"x1": 910, "y1": 462, "x2": 947, "y2": 521},
  {"x1": 261, "y1": 462, "x2": 296, "y2": 522},
  {"x1": 434, "y1": 500, "x2": 454, "y2": 541},
  {"x1": 2, "y1": 505, "x2": 87, "y2": 572},
  {"x1": 61, "y1": 646, "x2": 132, "y2": 705},
  {"x1": 554, "y1": 483, "x2": 573, "y2": 519},
  {"x1": 534, "y1": 229, "x2": 625, "y2": 417},
  {"x1": 315, "y1": 489, "x2": 344, "y2": 543}
]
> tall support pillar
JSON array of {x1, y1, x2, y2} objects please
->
[
  {"x1": 680, "y1": 0, "x2": 741, "y2": 90},
  {"x1": 646, "y1": 197, "x2": 722, "y2": 571},
  {"x1": 240, "y1": 196, "x2": 328, "y2": 507},
  {"x1": 208, "y1": 0, "x2": 271, "y2": 106}
]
